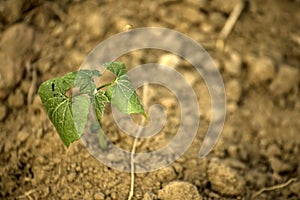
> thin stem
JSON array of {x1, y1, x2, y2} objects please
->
[
  {"x1": 252, "y1": 178, "x2": 297, "y2": 198},
  {"x1": 128, "y1": 83, "x2": 149, "y2": 200},
  {"x1": 97, "y1": 81, "x2": 115, "y2": 91}
]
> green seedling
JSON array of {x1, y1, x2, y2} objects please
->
[{"x1": 38, "y1": 62, "x2": 146, "y2": 148}]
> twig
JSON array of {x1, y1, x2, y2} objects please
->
[
  {"x1": 216, "y1": 0, "x2": 246, "y2": 51},
  {"x1": 128, "y1": 83, "x2": 149, "y2": 200},
  {"x1": 18, "y1": 189, "x2": 36, "y2": 200},
  {"x1": 27, "y1": 66, "x2": 37, "y2": 105},
  {"x1": 252, "y1": 178, "x2": 297, "y2": 198}
]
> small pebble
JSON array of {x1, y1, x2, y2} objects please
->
[
  {"x1": 269, "y1": 64, "x2": 299, "y2": 96},
  {"x1": 158, "y1": 181, "x2": 202, "y2": 200},
  {"x1": 0, "y1": 105, "x2": 7, "y2": 121},
  {"x1": 64, "y1": 35, "x2": 76, "y2": 49},
  {"x1": 84, "y1": 181, "x2": 93, "y2": 189},
  {"x1": 67, "y1": 172, "x2": 76, "y2": 182},
  {"x1": 224, "y1": 51, "x2": 242, "y2": 77},
  {"x1": 226, "y1": 79, "x2": 242, "y2": 102},
  {"x1": 201, "y1": 22, "x2": 215, "y2": 33},
  {"x1": 227, "y1": 102, "x2": 238, "y2": 113},
  {"x1": 75, "y1": 165, "x2": 81, "y2": 172},
  {"x1": 94, "y1": 192, "x2": 105, "y2": 200},
  {"x1": 158, "y1": 53, "x2": 181, "y2": 68},
  {"x1": 83, "y1": 191, "x2": 93, "y2": 199}
]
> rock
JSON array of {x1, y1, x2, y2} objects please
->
[
  {"x1": 84, "y1": 181, "x2": 93, "y2": 189},
  {"x1": 207, "y1": 158, "x2": 245, "y2": 196},
  {"x1": 64, "y1": 35, "x2": 76, "y2": 49},
  {"x1": 8, "y1": 89, "x2": 24, "y2": 108},
  {"x1": 224, "y1": 51, "x2": 242, "y2": 77},
  {"x1": 68, "y1": 2, "x2": 105, "y2": 40},
  {"x1": 158, "y1": 181, "x2": 202, "y2": 200},
  {"x1": 201, "y1": 22, "x2": 215, "y2": 33},
  {"x1": 94, "y1": 192, "x2": 105, "y2": 200},
  {"x1": 246, "y1": 55, "x2": 276, "y2": 85},
  {"x1": 269, "y1": 157, "x2": 294, "y2": 174},
  {"x1": 226, "y1": 79, "x2": 242, "y2": 102},
  {"x1": 0, "y1": 104, "x2": 7, "y2": 121},
  {"x1": 67, "y1": 172, "x2": 76, "y2": 182},
  {"x1": 227, "y1": 102, "x2": 238, "y2": 113},
  {"x1": 0, "y1": 53, "x2": 23, "y2": 99},
  {"x1": 0, "y1": 23, "x2": 35, "y2": 59},
  {"x1": 181, "y1": 69, "x2": 200, "y2": 85},
  {"x1": 83, "y1": 191, "x2": 93, "y2": 199},
  {"x1": 158, "y1": 53, "x2": 181, "y2": 68},
  {"x1": 269, "y1": 65, "x2": 299, "y2": 96}
]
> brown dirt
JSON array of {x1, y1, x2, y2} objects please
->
[{"x1": 1, "y1": 0, "x2": 300, "y2": 199}]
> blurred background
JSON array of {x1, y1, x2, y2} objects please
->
[{"x1": 0, "y1": 0, "x2": 299, "y2": 199}]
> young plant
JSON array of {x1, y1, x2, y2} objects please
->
[{"x1": 38, "y1": 62, "x2": 146, "y2": 148}]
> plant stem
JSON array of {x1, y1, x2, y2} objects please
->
[
  {"x1": 97, "y1": 81, "x2": 115, "y2": 91},
  {"x1": 98, "y1": 128, "x2": 107, "y2": 149},
  {"x1": 128, "y1": 83, "x2": 148, "y2": 200}
]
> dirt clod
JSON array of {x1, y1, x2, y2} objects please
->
[
  {"x1": 0, "y1": 53, "x2": 23, "y2": 99},
  {"x1": 1, "y1": 0, "x2": 299, "y2": 199},
  {"x1": 0, "y1": 23, "x2": 35, "y2": 59},
  {"x1": 269, "y1": 65, "x2": 299, "y2": 96},
  {"x1": 158, "y1": 181, "x2": 202, "y2": 200},
  {"x1": 8, "y1": 89, "x2": 24, "y2": 108},
  {"x1": 207, "y1": 158, "x2": 245, "y2": 196},
  {"x1": 246, "y1": 55, "x2": 276, "y2": 85}
]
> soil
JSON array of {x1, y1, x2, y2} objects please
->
[{"x1": 1, "y1": 0, "x2": 300, "y2": 200}]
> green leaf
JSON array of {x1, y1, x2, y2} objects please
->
[
  {"x1": 94, "y1": 90, "x2": 109, "y2": 121},
  {"x1": 74, "y1": 69, "x2": 101, "y2": 95},
  {"x1": 104, "y1": 62, "x2": 145, "y2": 115},
  {"x1": 38, "y1": 71, "x2": 95, "y2": 147}
]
